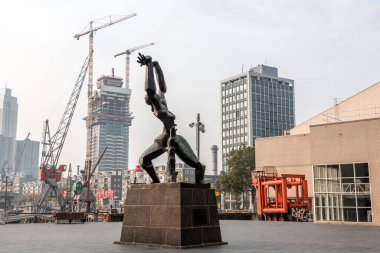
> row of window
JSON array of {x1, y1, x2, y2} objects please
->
[
  {"x1": 222, "y1": 111, "x2": 248, "y2": 121},
  {"x1": 221, "y1": 78, "x2": 247, "y2": 91},
  {"x1": 252, "y1": 86, "x2": 294, "y2": 99},
  {"x1": 313, "y1": 163, "x2": 372, "y2": 223},
  {"x1": 222, "y1": 92, "x2": 248, "y2": 102},
  {"x1": 254, "y1": 101, "x2": 294, "y2": 110},
  {"x1": 314, "y1": 164, "x2": 369, "y2": 179},
  {"x1": 253, "y1": 93, "x2": 293, "y2": 104},
  {"x1": 251, "y1": 78, "x2": 293, "y2": 90},
  {"x1": 222, "y1": 121, "x2": 248, "y2": 129},
  {"x1": 222, "y1": 135, "x2": 248, "y2": 145},
  {"x1": 223, "y1": 103, "x2": 248, "y2": 113},
  {"x1": 222, "y1": 144, "x2": 247, "y2": 157},
  {"x1": 253, "y1": 120, "x2": 292, "y2": 129},
  {"x1": 222, "y1": 127, "x2": 248, "y2": 137}
]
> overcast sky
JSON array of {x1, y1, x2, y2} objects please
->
[{"x1": 1, "y1": 0, "x2": 380, "y2": 175}]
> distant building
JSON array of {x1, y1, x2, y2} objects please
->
[
  {"x1": 12, "y1": 175, "x2": 37, "y2": 195},
  {"x1": 220, "y1": 65, "x2": 295, "y2": 170},
  {"x1": 88, "y1": 73, "x2": 132, "y2": 172},
  {"x1": 22, "y1": 180, "x2": 43, "y2": 195},
  {"x1": 16, "y1": 139, "x2": 40, "y2": 178},
  {"x1": 0, "y1": 87, "x2": 18, "y2": 167},
  {"x1": 121, "y1": 163, "x2": 196, "y2": 203},
  {"x1": 92, "y1": 170, "x2": 123, "y2": 207},
  {"x1": 156, "y1": 163, "x2": 196, "y2": 184}
]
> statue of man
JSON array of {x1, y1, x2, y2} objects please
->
[{"x1": 137, "y1": 53, "x2": 205, "y2": 183}]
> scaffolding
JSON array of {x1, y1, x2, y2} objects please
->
[{"x1": 86, "y1": 74, "x2": 133, "y2": 172}]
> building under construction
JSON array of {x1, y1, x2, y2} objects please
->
[{"x1": 87, "y1": 71, "x2": 132, "y2": 172}]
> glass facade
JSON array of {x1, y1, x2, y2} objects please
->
[
  {"x1": 221, "y1": 66, "x2": 295, "y2": 170},
  {"x1": 16, "y1": 140, "x2": 40, "y2": 178},
  {"x1": 0, "y1": 88, "x2": 18, "y2": 168},
  {"x1": 313, "y1": 163, "x2": 372, "y2": 222},
  {"x1": 90, "y1": 76, "x2": 132, "y2": 172},
  {"x1": 251, "y1": 76, "x2": 294, "y2": 139}
]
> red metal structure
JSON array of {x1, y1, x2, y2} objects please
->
[{"x1": 252, "y1": 167, "x2": 310, "y2": 221}]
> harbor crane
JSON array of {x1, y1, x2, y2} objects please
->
[
  {"x1": 114, "y1": 42, "x2": 155, "y2": 88},
  {"x1": 74, "y1": 13, "x2": 136, "y2": 162},
  {"x1": 36, "y1": 52, "x2": 92, "y2": 210}
]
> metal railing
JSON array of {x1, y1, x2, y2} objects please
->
[{"x1": 342, "y1": 183, "x2": 370, "y2": 193}]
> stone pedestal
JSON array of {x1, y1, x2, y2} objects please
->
[{"x1": 115, "y1": 183, "x2": 227, "y2": 248}]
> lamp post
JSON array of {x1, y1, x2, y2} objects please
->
[{"x1": 189, "y1": 113, "x2": 206, "y2": 159}]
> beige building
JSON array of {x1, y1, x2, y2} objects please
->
[
  {"x1": 256, "y1": 82, "x2": 380, "y2": 225},
  {"x1": 22, "y1": 181, "x2": 43, "y2": 195}
]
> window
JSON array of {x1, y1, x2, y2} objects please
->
[{"x1": 313, "y1": 163, "x2": 371, "y2": 222}]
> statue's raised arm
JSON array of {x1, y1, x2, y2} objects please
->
[{"x1": 136, "y1": 53, "x2": 206, "y2": 184}]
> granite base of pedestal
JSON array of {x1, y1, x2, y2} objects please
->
[{"x1": 114, "y1": 183, "x2": 227, "y2": 249}]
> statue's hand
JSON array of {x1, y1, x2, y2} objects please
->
[{"x1": 137, "y1": 53, "x2": 152, "y2": 66}]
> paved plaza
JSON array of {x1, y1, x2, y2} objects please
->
[{"x1": 1, "y1": 221, "x2": 380, "y2": 253}]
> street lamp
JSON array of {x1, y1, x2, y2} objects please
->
[{"x1": 189, "y1": 113, "x2": 206, "y2": 159}]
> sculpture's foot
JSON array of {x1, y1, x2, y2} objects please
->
[
  {"x1": 196, "y1": 179, "x2": 205, "y2": 184},
  {"x1": 143, "y1": 165, "x2": 160, "y2": 183},
  {"x1": 195, "y1": 164, "x2": 206, "y2": 184}
]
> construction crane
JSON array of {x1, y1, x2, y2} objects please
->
[
  {"x1": 0, "y1": 132, "x2": 30, "y2": 185},
  {"x1": 114, "y1": 42, "x2": 154, "y2": 88},
  {"x1": 36, "y1": 52, "x2": 92, "y2": 210},
  {"x1": 9, "y1": 132, "x2": 31, "y2": 183},
  {"x1": 74, "y1": 14, "x2": 136, "y2": 162}
]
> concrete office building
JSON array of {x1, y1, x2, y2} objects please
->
[
  {"x1": 16, "y1": 139, "x2": 40, "y2": 178},
  {"x1": 89, "y1": 73, "x2": 132, "y2": 172},
  {"x1": 0, "y1": 87, "x2": 18, "y2": 167},
  {"x1": 256, "y1": 82, "x2": 380, "y2": 225},
  {"x1": 221, "y1": 65, "x2": 295, "y2": 170}
]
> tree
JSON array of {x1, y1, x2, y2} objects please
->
[{"x1": 216, "y1": 146, "x2": 256, "y2": 210}]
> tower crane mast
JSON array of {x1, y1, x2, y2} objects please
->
[
  {"x1": 114, "y1": 42, "x2": 154, "y2": 89},
  {"x1": 10, "y1": 132, "x2": 30, "y2": 182},
  {"x1": 74, "y1": 14, "x2": 136, "y2": 97},
  {"x1": 36, "y1": 52, "x2": 92, "y2": 209},
  {"x1": 74, "y1": 13, "x2": 136, "y2": 162}
]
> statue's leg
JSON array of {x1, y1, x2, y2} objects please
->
[
  {"x1": 139, "y1": 143, "x2": 165, "y2": 183},
  {"x1": 175, "y1": 135, "x2": 205, "y2": 183}
]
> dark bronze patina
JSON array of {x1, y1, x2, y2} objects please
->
[{"x1": 137, "y1": 53, "x2": 205, "y2": 183}]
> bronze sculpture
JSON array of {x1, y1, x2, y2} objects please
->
[{"x1": 137, "y1": 53, "x2": 205, "y2": 183}]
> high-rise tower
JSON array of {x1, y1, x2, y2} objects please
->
[
  {"x1": 87, "y1": 71, "x2": 132, "y2": 172},
  {"x1": 16, "y1": 139, "x2": 40, "y2": 177},
  {"x1": 0, "y1": 87, "x2": 18, "y2": 167},
  {"x1": 220, "y1": 65, "x2": 295, "y2": 170}
]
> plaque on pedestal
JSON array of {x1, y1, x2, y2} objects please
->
[{"x1": 115, "y1": 183, "x2": 227, "y2": 248}]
